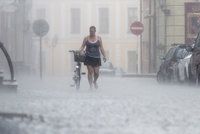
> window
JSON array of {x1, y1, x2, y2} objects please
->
[
  {"x1": 36, "y1": 8, "x2": 46, "y2": 19},
  {"x1": 70, "y1": 8, "x2": 81, "y2": 34},
  {"x1": 127, "y1": 7, "x2": 138, "y2": 33},
  {"x1": 99, "y1": 8, "x2": 109, "y2": 34}
]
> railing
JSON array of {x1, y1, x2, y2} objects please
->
[{"x1": 0, "y1": 42, "x2": 14, "y2": 81}]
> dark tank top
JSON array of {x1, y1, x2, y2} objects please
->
[{"x1": 85, "y1": 38, "x2": 101, "y2": 58}]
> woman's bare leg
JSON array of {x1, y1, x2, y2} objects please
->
[
  {"x1": 87, "y1": 65, "x2": 94, "y2": 89},
  {"x1": 93, "y1": 66, "x2": 100, "y2": 89}
]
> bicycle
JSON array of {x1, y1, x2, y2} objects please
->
[{"x1": 69, "y1": 50, "x2": 85, "y2": 89}]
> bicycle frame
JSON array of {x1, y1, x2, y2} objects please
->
[
  {"x1": 74, "y1": 61, "x2": 81, "y2": 89},
  {"x1": 69, "y1": 50, "x2": 82, "y2": 89}
]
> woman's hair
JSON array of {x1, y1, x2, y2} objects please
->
[{"x1": 90, "y1": 26, "x2": 96, "y2": 30}]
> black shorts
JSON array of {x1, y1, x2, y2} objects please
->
[{"x1": 84, "y1": 55, "x2": 101, "y2": 67}]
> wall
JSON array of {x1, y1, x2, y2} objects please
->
[{"x1": 31, "y1": 0, "x2": 140, "y2": 76}]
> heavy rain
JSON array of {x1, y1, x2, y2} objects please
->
[{"x1": 0, "y1": 0, "x2": 200, "y2": 134}]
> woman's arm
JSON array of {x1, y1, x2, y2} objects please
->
[
  {"x1": 79, "y1": 37, "x2": 87, "y2": 52},
  {"x1": 99, "y1": 36, "x2": 107, "y2": 62}
]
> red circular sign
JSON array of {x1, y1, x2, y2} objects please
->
[{"x1": 130, "y1": 21, "x2": 144, "y2": 36}]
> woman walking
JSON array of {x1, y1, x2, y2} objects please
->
[{"x1": 80, "y1": 26, "x2": 106, "y2": 89}]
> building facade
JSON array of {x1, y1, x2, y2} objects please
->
[
  {"x1": 31, "y1": 0, "x2": 140, "y2": 76},
  {"x1": 0, "y1": 0, "x2": 32, "y2": 75},
  {"x1": 142, "y1": 0, "x2": 200, "y2": 73}
]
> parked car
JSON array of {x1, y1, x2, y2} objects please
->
[
  {"x1": 157, "y1": 44, "x2": 191, "y2": 83},
  {"x1": 100, "y1": 61, "x2": 115, "y2": 76}
]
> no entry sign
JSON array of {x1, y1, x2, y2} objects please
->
[{"x1": 130, "y1": 21, "x2": 144, "y2": 36}]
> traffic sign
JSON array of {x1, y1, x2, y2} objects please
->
[
  {"x1": 33, "y1": 19, "x2": 49, "y2": 37},
  {"x1": 130, "y1": 21, "x2": 144, "y2": 36},
  {"x1": 32, "y1": 19, "x2": 49, "y2": 79}
]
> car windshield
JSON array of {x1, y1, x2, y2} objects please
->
[
  {"x1": 165, "y1": 47, "x2": 176, "y2": 60},
  {"x1": 175, "y1": 47, "x2": 190, "y2": 59}
]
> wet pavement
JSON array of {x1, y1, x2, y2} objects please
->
[{"x1": 0, "y1": 76, "x2": 200, "y2": 134}]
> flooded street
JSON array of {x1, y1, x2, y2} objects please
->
[{"x1": 0, "y1": 76, "x2": 200, "y2": 134}]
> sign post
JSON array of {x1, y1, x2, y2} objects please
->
[
  {"x1": 130, "y1": 21, "x2": 144, "y2": 74},
  {"x1": 33, "y1": 19, "x2": 49, "y2": 79}
]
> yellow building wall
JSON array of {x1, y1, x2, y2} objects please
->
[
  {"x1": 141, "y1": 0, "x2": 199, "y2": 73},
  {"x1": 165, "y1": 0, "x2": 198, "y2": 47},
  {"x1": 32, "y1": 0, "x2": 139, "y2": 76}
]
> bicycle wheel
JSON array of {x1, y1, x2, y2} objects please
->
[{"x1": 75, "y1": 67, "x2": 81, "y2": 90}]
